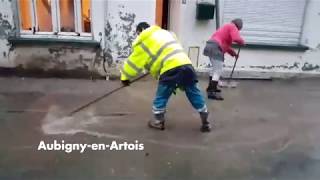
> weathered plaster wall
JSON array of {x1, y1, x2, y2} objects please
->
[
  {"x1": 171, "y1": 0, "x2": 320, "y2": 78},
  {"x1": 104, "y1": 0, "x2": 156, "y2": 76},
  {"x1": 9, "y1": 45, "x2": 101, "y2": 77},
  {"x1": 0, "y1": 0, "x2": 105, "y2": 78},
  {"x1": 216, "y1": 48, "x2": 320, "y2": 78},
  {"x1": 0, "y1": 42, "x2": 103, "y2": 78},
  {"x1": 0, "y1": 0, "x2": 15, "y2": 68}
]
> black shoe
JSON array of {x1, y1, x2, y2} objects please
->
[
  {"x1": 148, "y1": 120, "x2": 165, "y2": 130},
  {"x1": 199, "y1": 112, "x2": 211, "y2": 132},
  {"x1": 207, "y1": 91, "x2": 224, "y2": 100}
]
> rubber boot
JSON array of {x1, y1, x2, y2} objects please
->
[
  {"x1": 206, "y1": 76, "x2": 214, "y2": 92},
  {"x1": 200, "y1": 112, "x2": 211, "y2": 132},
  {"x1": 207, "y1": 81, "x2": 224, "y2": 100},
  {"x1": 207, "y1": 76, "x2": 221, "y2": 93},
  {"x1": 148, "y1": 113, "x2": 165, "y2": 130}
]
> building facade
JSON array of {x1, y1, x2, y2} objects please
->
[
  {"x1": 0, "y1": 0, "x2": 155, "y2": 78},
  {"x1": 170, "y1": 0, "x2": 320, "y2": 78},
  {"x1": 0, "y1": 0, "x2": 319, "y2": 78}
]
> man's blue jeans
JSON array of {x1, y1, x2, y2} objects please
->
[{"x1": 152, "y1": 83, "x2": 208, "y2": 115}]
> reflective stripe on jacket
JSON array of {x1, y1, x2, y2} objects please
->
[{"x1": 121, "y1": 26, "x2": 192, "y2": 81}]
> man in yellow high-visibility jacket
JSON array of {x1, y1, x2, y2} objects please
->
[{"x1": 120, "y1": 22, "x2": 211, "y2": 132}]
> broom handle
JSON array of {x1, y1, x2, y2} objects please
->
[
  {"x1": 69, "y1": 73, "x2": 149, "y2": 115},
  {"x1": 229, "y1": 48, "x2": 241, "y2": 80}
]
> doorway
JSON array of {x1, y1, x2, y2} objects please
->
[{"x1": 156, "y1": 0, "x2": 169, "y2": 29}]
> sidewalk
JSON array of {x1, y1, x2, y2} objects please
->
[{"x1": 1, "y1": 77, "x2": 320, "y2": 180}]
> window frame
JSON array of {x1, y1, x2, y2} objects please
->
[
  {"x1": 17, "y1": 0, "x2": 35, "y2": 35},
  {"x1": 56, "y1": 0, "x2": 77, "y2": 36},
  {"x1": 77, "y1": 0, "x2": 93, "y2": 37},
  {"x1": 17, "y1": 0, "x2": 93, "y2": 38},
  {"x1": 33, "y1": 0, "x2": 55, "y2": 35}
]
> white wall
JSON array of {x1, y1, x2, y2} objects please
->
[
  {"x1": 301, "y1": 0, "x2": 320, "y2": 49},
  {"x1": 168, "y1": 0, "x2": 182, "y2": 36},
  {"x1": 169, "y1": 0, "x2": 216, "y2": 66},
  {"x1": 91, "y1": 0, "x2": 106, "y2": 48}
]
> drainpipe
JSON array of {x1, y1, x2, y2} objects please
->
[
  {"x1": 215, "y1": 0, "x2": 220, "y2": 29},
  {"x1": 299, "y1": 0, "x2": 310, "y2": 46}
]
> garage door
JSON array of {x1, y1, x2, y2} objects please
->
[{"x1": 221, "y1": 0, "x2": 307, "y2": 46}]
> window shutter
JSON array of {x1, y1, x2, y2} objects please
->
[{"x1": 221, "y1": 0, "x2": 307, "y2": 46}]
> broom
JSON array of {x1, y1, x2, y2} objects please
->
[{"x1": 219, "y1": 48, "x2": 241, "y2": 88}]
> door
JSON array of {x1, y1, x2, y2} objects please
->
[{"x1": 156, "y1": 0, "x2": 169, "y2": 29}]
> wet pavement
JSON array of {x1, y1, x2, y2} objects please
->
[{"x1": 0, "y1": 76, "x2": 320, "y2": 180}]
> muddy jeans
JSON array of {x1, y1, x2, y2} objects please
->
[{"x1": 152, "y1": 83, "x2": 207, "y2": 115}]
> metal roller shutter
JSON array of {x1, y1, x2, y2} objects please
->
[{"x1": 221, "y1": 0, "x2": 307, "y2": 46}]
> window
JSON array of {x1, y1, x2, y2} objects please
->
[
  {"x1": 81, "y1": 0, "x2": 91, "y2": 33},
  {"x1": 36, "y1": 0, "x2": 53, "y2": 32},
  {"x1": 59, "y1": 0, "x2": 75, "y2": 32},
  {"x1": 19, "y1": 0, "x2": 32, "y2": 31},
  {"x1": 18, "y1": 0, "x2": 92, "y2": 36},
  {"x1": 220, "y1": 0, "x2": 307, "y2": 46}
]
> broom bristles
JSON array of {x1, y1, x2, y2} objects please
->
[{"x1": 219, "y1": 80, "x2": 239, "y2": 88}]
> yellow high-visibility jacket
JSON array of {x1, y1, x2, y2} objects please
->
[{"x1": 120, "y1": 26, "x2": 192, "y2": 81}]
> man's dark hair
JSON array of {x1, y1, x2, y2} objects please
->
[
  {"x1": 231, "y1": 18, "x2": 243, "y2": 30},
  {"x1": 136, "y1": 22, "x2": 150, "y2": 34}
]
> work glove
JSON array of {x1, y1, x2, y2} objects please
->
[
  {"x1": 121, "y1": 80, "x2": 130, "y2": 86},
  {"x1": 229, "y1": 49, "x2": 237, "y2": 57},
  {"x1": 229, "y1": 49, "x2": 240, "y2": 59},
  {"x1": 234, "y1": 54, "x2": 239, "y2": 59}
]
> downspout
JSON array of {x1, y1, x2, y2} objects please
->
[
  {"x1": 215, "y1": 0, "x2": 220, "y2": 29},
  {"x1": 299, "y1": 0, "x2": 310, "y2": 46}
]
